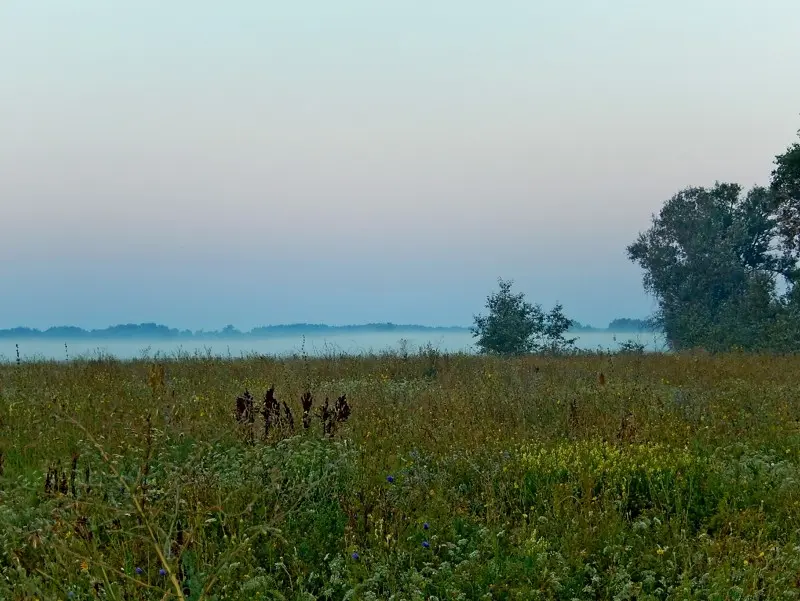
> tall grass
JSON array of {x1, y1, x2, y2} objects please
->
[{"x1": 1, "y1": 351, "x2": 800, "y2": 599}]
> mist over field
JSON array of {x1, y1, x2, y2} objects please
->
[
  {"x1": 0, "y1": 318, "x2": 662, "y2": 361},
  {"x1": 1, "y1": 328, "x2": 665, "y2": 362}
]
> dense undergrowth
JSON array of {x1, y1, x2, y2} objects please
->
[{"x1": 2, "y1": 350, "x2": 800, "y2": 599}]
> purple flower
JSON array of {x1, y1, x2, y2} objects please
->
[
  {"x1": 423, "y1": 522, "x2": 429, "y2": 530},
  {"x1": 135, "y1": 567, "x2": 143, "y2": 575},
  {"x1": 386, "y1": 475, "x2": 394, "y2": 484},
  {"x1": 422, "y1": 540, "x2": 430, "y2": 549},
  {"x1": 351, "y1": 552, "x2": 360, "y2": 560},
  {"x1": 159, "y1": 568, "x2": 167, "y2": 577}
]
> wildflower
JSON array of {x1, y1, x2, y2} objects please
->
[
  {"x1": 80, "y1": 560, "x2": 89, "y2": 572},
  {"x1": 423, "y1": 522, "x2": 429, "y2": 530},
  {"x1": 159, "y1": 568, "x2": 167, "y2": 577},
  {"x1": 135, "y1": 567, "x2": 143, "y2": 575},
  {"x1": 386, "y1": 475, "x2": 394, "y2": 484},
  {"x1": 422, "y1": 540, "x2": 430, "y2": 549},
  {"x1": 351, "y1": 552, "x2": 360, "y2": 560}
]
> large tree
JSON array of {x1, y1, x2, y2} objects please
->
[{"x1": 626, "y1": 183, "x2": 792, "y2": 351}]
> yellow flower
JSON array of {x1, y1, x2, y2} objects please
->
[{"x1": 80, "y1": 560, "x2": 89, "y2": 572}]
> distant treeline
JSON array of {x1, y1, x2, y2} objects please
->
[
  {"x1": 606, "y1": 318, "x2": 656, "y2": 332},
  {"x1": 569, "y1": 318, "x2": 655, "y2": 332},
  {"x1": 0, "y1": 318, "x2": 658, "y2": 340},
  {"x1": 0, "y1": 322, "x2": 465, "y2": 340}
]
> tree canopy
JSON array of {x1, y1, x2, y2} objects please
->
[
  {"x1": 472, "y1": 279, "x2": 575, "y2": 355},
  {"x1": 627, "y1": 125, "x2": 800, "y2": 351},
  {"x1": 771, "y1": 127, "x2": 800, "y2": 262}
]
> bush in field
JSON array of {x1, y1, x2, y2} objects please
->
[{"x1": 471, "y1": 278, "x2": 576, "y2": 355}]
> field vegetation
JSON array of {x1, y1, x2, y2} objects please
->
[{"x1": 2, "y1": 350, "x2": 800, "y2": 600}]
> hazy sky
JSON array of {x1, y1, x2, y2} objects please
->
[{"x1": 2, "y1": 1, "x2": 799, "y2": 330}]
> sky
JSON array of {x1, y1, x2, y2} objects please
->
[{"x1": 2, "y1": 1, "x2": 800, "y2": 330}]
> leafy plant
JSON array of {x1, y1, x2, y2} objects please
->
[{"x1": 471, "y1": 278, "x2": 576, "y2": 355}]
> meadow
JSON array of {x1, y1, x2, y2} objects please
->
[{"x1": 1, "y1": 350, "x2": 800, "y2": 600}]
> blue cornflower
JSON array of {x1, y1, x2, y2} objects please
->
[
  {"x1": 159, "y1": 568, "x2": 167, "y2": 577},
  {"x1": 135, "y1": 567, "x2": 143, "y2": 575},
  {"x1": 423, "y1": 522, "x2": 430, "y2": 530},
  {"x1": 422, "y1": 540, "x2": 430, "y2": 549},
  {"x1": 386, "y1": 475, "x2": 394, "y2": 484},
  {"x1": 351, "y1": 552, "x2": 360, "y2": 560}
]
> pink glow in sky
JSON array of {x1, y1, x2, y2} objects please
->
[{"x1": 2, "y1": 1, "x2": 799, "y2": 329}]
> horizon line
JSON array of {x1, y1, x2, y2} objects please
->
[{"x1": 0, "y1": 317, "x2": 657, "y2": 337}]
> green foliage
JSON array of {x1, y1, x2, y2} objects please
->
[
  {"x1": 616, "y1": 338, "x2": 646, "y2": 354},
  {"x1": 627, "y1": 183, "x2": 797, "y2": 350},
  {"x1": 771, "y1": 127, "x2": 800, "y2": 259},
  {"x1": 471, "y1": 278, "x2": 576, "y2": 355},
  {"x1": 627, "y1": 125, "x2": 800, "y2": 352},
  {"x1": 4, "y1": 353, "x2": 800, "y2": 599}
]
